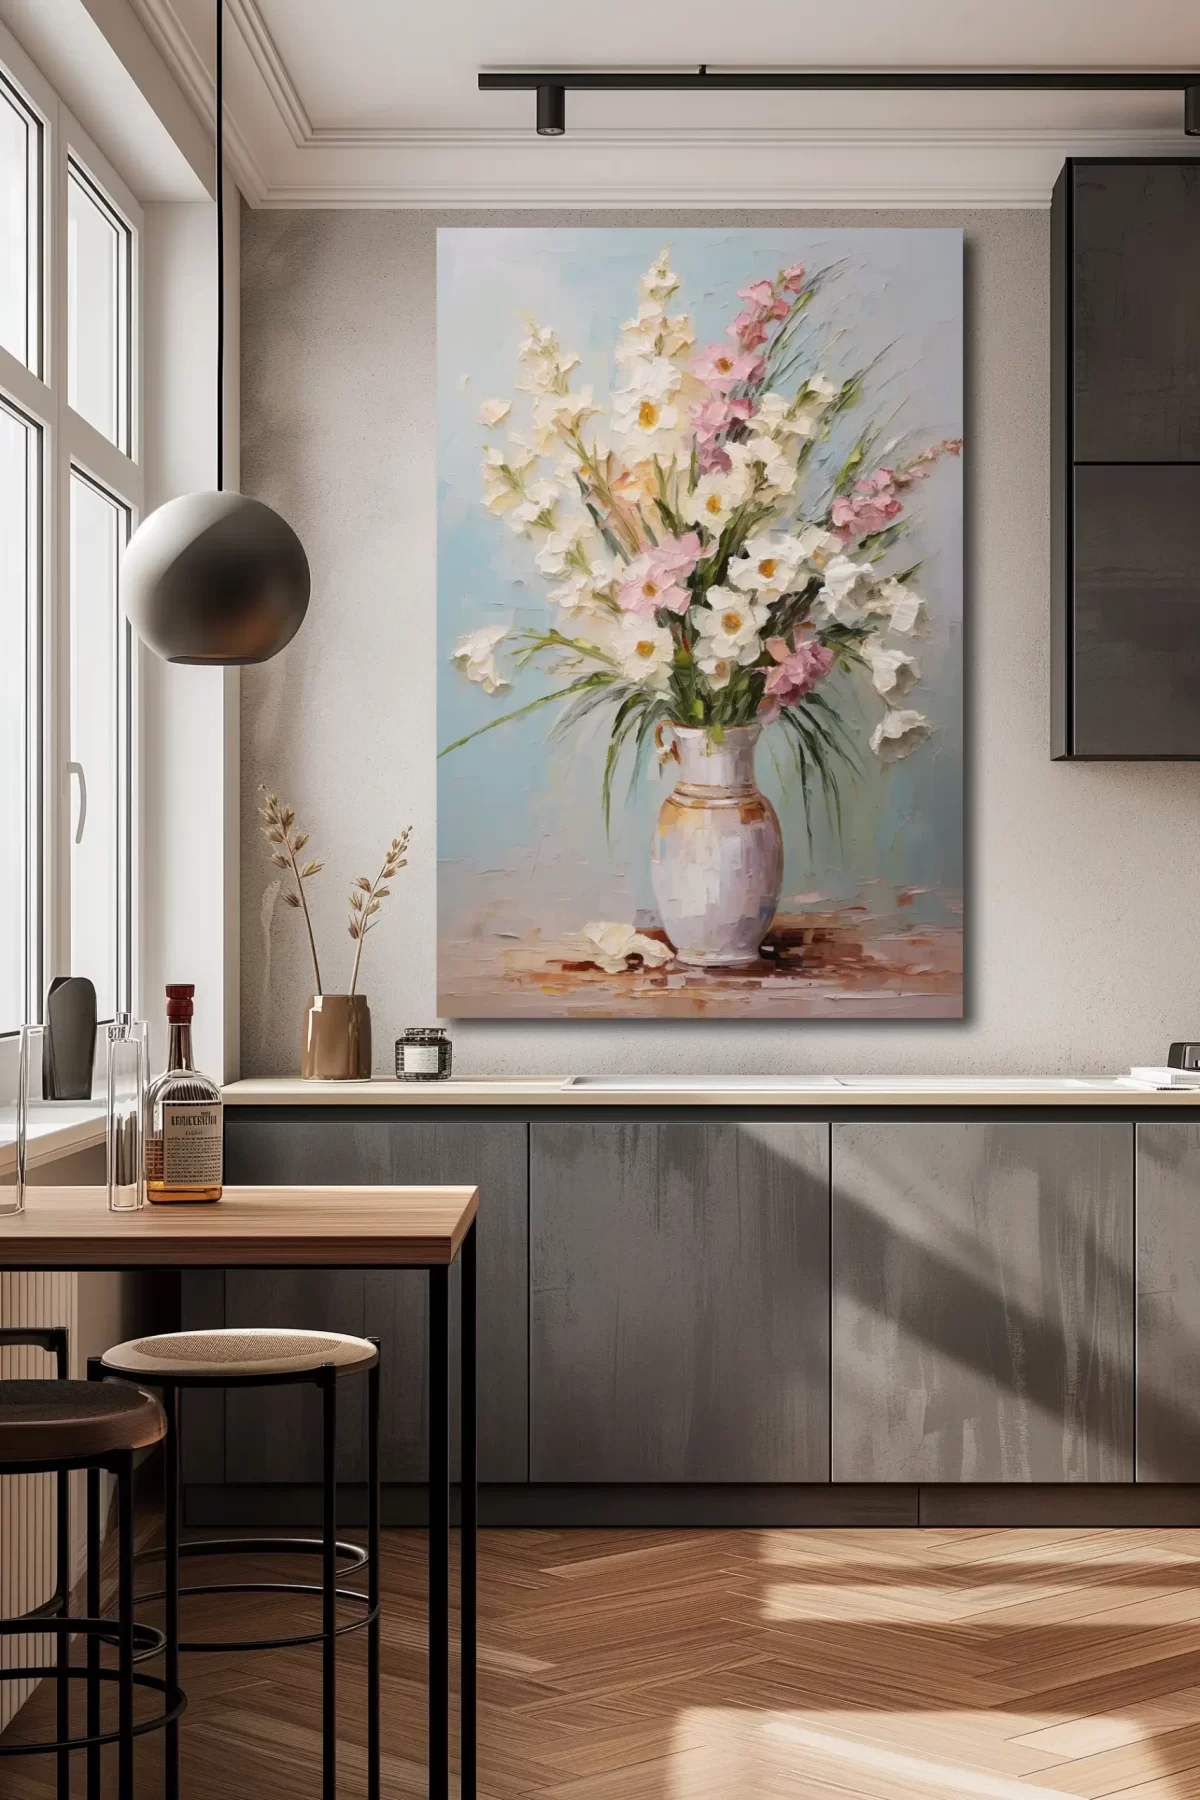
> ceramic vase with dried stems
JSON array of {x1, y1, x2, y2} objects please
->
[{"x1": 259, "y1": 789, "x2": 411, "y2": 1079}]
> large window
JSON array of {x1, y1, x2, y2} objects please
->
[{"x1": 0, "y1": 27, "x2": 142, "y2": 1033}]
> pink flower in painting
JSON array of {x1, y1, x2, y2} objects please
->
[
  {"x1": 891, "y1": 437, "x2": 963, "y2": 487},
  {"x1": 617, "y1": 533, "x2": 701, "y2": 616},
  {"x1": 831, "y1": 469, "x2": 904, "y2": 542},
  {"x1": 781, "y1": 262, "x2": 807, "y2": 292},
  {"x1": 726, "y1": 309, "x2": 770, "y2": 349},
  {"x1": 690, "y1": 344, "x2": 764, "y2": 394},
  {"x1": 692, "y1": 396, "x2": 753, "y2": 444},
  {"x1": 697, "y1": 441, "x2": 733, "y2": 474},
  {"x1": 758, "y1": 633, "x2": 835, "y2": 722},
  {"x1": 737, "y1": 278, "x2": 776, "y2": 309}
]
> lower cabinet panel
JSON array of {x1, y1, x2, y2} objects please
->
[
  {"x1": 831, "y1": 1122, "x2": 1134, "y2": 1482},
  {"x1": 529, "y1": 1121, "x2": 830, "y2": 1482},
  {"x1": 190, "y1": 1113, "x2": 529, "y2": 1485},
  {"x1": 1136, "y1": 1122, "x2": 1200, "y2": 1480}
]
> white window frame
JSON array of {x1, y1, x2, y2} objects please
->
[{"x1": 0, "y1": 18, "x2": 143, "y2": 1028}]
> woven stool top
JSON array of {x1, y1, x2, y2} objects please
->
[
  {"x1": 102, "y1": 1326, "x2": 378, "y2": 1380},
  {"x1": 0, "y1": 1380, "x2": 166, "y2": 1465}
]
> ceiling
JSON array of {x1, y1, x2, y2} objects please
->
[{"x1": 130, "y1": 0, "x2": 1199, "y2": 206}]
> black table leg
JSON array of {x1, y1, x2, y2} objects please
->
[
  {"x1": 164, "y1": 1384, "x2": 181, "y2": 1800},
  {"x1": 117, "y1": 1452, "x2": 134, "y2": 1800},
  {"x1": 428, "y1": 1266, "x2": 450, "y2": 1800},
  {"x1": 367, "y1": 1342, "x2": 381, "y2": 1800},
  {"x1": 461, "y1": 1221, "x2": 477, "y2": 1799},
  {"x1": 55, "y1": 1459, "x2": 70, "y2": 1800},
  {"x1": 322, "y1": 1365, "x2": 338, "y2": 1800},
  {"x1": 85, "y1": 1359, "x2": 101, "y2": 1800}
]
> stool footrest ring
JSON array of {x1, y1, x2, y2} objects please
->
[{"x1": 0, "y1": 1662, "x2": 185, "y2": 1758}]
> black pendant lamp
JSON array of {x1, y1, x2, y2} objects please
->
[{"x1": 121, "y1": 0, "x2": 309, "y2": 664}]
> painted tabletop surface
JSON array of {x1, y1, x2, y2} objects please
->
[{"x1": 0, "y1": 1185, "x2": 478, "y2": 1267}]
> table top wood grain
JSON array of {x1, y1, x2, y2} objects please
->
[{"x1": 0, "y1": 1185, "x2": 478, "y2": 1269}]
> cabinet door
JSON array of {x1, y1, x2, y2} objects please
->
[
  {"x1": 1136, "y1": 1123, "x2": 1200, "y2": 1480},
  {"x1": 530, "y1": 1121, "x2": 829, "y2": 1482},
  {"x1": 1072, "y1": 465, "x2": 1200, "y2": 758},
  {"x1": 1072, "y1": 162, "x2": 1200, "y2": 462},
  {"x1": 222, "y1": 1113, "x2": 528, "y2": 1483},
  {"x1": 831, "y1": 1122, "x2": 1133, "y2": 1482}
]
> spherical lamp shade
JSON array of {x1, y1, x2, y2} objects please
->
[{"x1": 121, "y1": 491, "x2": 310, "y2": 665}]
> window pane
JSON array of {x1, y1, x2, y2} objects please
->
[
  {"x1": 69, "y1": 472, "x2": 127, "y2": 1019},
  {"x1": 67, "y1": 163, "x2": 128, "y2": 449},
  {"x1": 0, "y1": 74, "x2": 38, "y2": 371},
  {"x1": 0, "y1": 403, "x2": 34, "y2": 1033}
]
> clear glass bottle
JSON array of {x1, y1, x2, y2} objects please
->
[
  {"x1": 106, "y1": 1013, "x2": 146, "y2": 1212},
  {"x1": 145, "y1": 984, "x2": 222, "y2": 1203}
]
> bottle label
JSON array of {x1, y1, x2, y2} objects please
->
[
  {"x1": 402, "y1": 1046, "x2": 441, "y2": 1075},
  {"x1": 162, "y1": 1101, "x2": 223, "y2": 1187}
]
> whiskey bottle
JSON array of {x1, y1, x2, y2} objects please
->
[{"x1": 145, "y1": 984, "x2": 223, "y2": 1203}]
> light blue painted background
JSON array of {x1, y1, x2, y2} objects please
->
[{"x1": 437, "y1": 227, "x2": 962, "y2": 948}]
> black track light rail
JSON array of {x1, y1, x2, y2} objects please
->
[
  {"x1": 482, "y1": 68, "x2": 1200, "y2": 138},
  {"x1": 479, "y1": 68, "x2": 1200, "y2": 95}
]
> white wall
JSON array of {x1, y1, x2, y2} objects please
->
[{"x1": 239, "y1": 206, "x2": 1200, "y2": 1080}]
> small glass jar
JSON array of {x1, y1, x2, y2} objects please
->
[{"x1": 395, "y1": 1028, "x2": 452, "y2": 1082}]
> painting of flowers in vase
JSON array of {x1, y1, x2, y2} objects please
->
[{"x1": 437, "y1": 227, "x2": 962, "y2": 1019}]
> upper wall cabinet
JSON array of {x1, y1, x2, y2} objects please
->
[{"x1": 1052, "y1": 160, "x2": 1200, "y2": 759}]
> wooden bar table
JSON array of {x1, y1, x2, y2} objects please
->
[{"x1": 0, "y1": 1184, "x2": 479, "y2": 1800}]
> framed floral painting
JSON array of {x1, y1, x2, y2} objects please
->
[{"x1": 437, "y1": 227, "x2": 963, "y2": 1019}]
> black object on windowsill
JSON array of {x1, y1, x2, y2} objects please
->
[{"x1": 44, "y1": 976, "x2": 97, "y2": 1100}]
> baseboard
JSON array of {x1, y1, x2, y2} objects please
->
[{"x1": 183, "y1": 1481, "x2": 1200, "y2": 1532}]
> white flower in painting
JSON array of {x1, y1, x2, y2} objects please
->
[
  {"x1": 547, "y1": 570, "x2": 612, "y2": 618},
  {"x1": 534, "y1": 520, "x2": 596, "y2": 579},
  {"x1": 531, "y1": 386, "x2": 598, "y2": 450},
  {"x1": 728, "y1": 435, "x2": 796, "y2": 500},
  {"x1": 576, "y1": 920, "x2": 674, "y2": 975},
  {"x1": 614, "y1": 615, "x2": 675, "y2": 691},
  {"x1": 794, "y1": 524, "x2": 842, "y2": 568},
  {"x1": 638, "y1": 248, "x2": 680, "y2": 310},
  {"x1": 694, "y1": 587, "x2": 770, "y2": 665},
  {"x1": 751, "y1": 383, "x2": 834, "y2": 446},
  {"x1": 477, "y1": 397, "x2": 512, "y2": 428},
  {"x1": 452, "y1": 624, "x2": 509, "y2": 695},
  {"x1": 683, "y1": 456, "x2": 755, "y2": 534},
  {"x1": 516, "y1": 319, "x2": 580, "y2": 394},
  {"x1": 870, "y1": 577, "x2": 929, "y2": 636},
  {"x1": 812, "y1": 555, "x2": 878, "y2": 627},
  {"x1": 480, "y1": 443, "x2": 535, "y2": 517},
  {"x1": 861, "y1": 636, "x2": 921, "y2": 700},
  {"x1": 697, "y1": 651, "x2": 735, "y2": 691},
  {"x1": 870, "y1": 708, "x2": 932, "y2": 762},
  {"x1": 508, "y1": 480, "x2": 560, "y2": 536},
  {"x1": 615, "y1": 306, "x2": 694, "y2": 366},
  {"x1": 728, "y1": 531, "x2": 808, "y2": 603},
  {"x1": 611, "y1": 357, "x2": 684, "y2": 454}
]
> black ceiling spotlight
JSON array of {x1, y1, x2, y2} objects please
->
[
  {"x1": 482, "y1": 67, "x2": 1200, "y2": 139},
  {"x1": 537, "y1": 84, "x2": 565, "y2": 136}
]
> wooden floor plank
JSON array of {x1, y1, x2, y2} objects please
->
[{"x1": 6, "y1": 1523, "x2": 1200, "y2": 1796}]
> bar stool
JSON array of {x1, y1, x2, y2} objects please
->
[
  {"x1": 94, "y1": 1327, "x2": 381, "y2": 1800},
  {"x1": 0, "y1": 1327, "x2": 184, "y2": 1800}
]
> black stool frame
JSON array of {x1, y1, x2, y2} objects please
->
[
  {"x1": 0, "y1": 1327, "x2": 184, "y2": 1800},
  {"x1": 91, "y1": 1337, "x2": 381, "y2": 1800}
]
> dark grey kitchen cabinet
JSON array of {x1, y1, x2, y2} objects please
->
[
  {"x1": 830, "y1": 1122, "x2": 1133, "y2": 1482},
  {"x1": 529, "y1": 1120, "x2": 830, "y2": 1482},
  {"x1": 1052, "y1": 159, "x2": 1200, "y2": 759},
  {"x1": 185, "y1": 1112, "x2": 528, "y2": 1485},
  {"x1": 1136, "y1": 1123, "x2": 1200, "y2": 1480}
]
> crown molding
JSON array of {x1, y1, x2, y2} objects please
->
[
  {"x1": 127, "y1": 0, "x2": 270, "y2": 201},
  {"x1": 124, "y1": 3, "x2": 1189, "y2": 209}
]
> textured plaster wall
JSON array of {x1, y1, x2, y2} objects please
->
[{"x1": 240, "y1": 205, "x2": 1199, "y2": 1079}]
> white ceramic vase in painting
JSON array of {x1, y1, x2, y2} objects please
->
[{"x1": 650, "y1": 723, "x2": 783, "y2": 967}]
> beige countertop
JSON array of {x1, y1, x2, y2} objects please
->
[{"x1": 222, "y1": 1076, "x2": 1200, "y2": 1109}]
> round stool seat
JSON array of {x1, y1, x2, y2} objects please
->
[
  {"x1": 101, "y1": 1327, "x2": 379, "y2": 1380},
  {"x1": 0, "y1": 1380, "x2": 166, "y2": 1465}
]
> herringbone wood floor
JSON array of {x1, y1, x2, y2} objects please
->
[{"x1": 8, "y1": 1525, "x2": 1200, "y2": 1796}]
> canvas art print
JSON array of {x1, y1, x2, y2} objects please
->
[{"x1": 437, "y1": 228, "x2": 963, "y2": 1019}]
